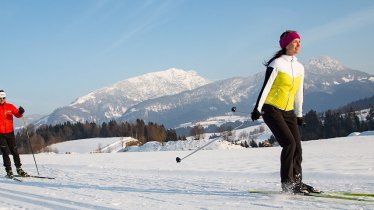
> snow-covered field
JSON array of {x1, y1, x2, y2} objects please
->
[
  {"x1": 49, "y1": 137, "x2": 137, "y2": 154},
  {"x1": 0, "y1": 134, "x2": 373, "y2": 209}
]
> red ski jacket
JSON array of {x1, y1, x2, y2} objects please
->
[{"x1": 0, "y1": 102, "x2": 23, "y2": 134}]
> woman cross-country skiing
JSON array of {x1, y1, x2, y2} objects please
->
[
  {"x1": 251, "y1": 30, "x2": 319, "y2": 194},
  {"x1": 0, "y1": 90, "x2": 29, "y2": 177}
]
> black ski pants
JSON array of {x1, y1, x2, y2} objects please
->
[
  {"x1": 0, "y1": 132, "x2": 22, "y2": 171},
  {"x1": 262, "y1": 104, "x2": 302, "y2": 184}
]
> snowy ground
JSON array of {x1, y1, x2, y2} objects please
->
[
  {"x1": 0, "y1": 134, "x2": 373, "y2": 209},
  {"x1": 49, "y1": 137, "x2": 137, "y2": 154}
]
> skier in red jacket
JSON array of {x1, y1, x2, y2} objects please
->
[{"x1": 0, "y1": 90, "x2": 29, "y2": 177}]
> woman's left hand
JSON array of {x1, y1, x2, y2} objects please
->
[{"x1": 297, "y1": 117, "x2": 306, "y2": 126}]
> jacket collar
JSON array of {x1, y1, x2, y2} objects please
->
[{"x1": 281, "y1": 54, "x2": 297, "y2": 62}]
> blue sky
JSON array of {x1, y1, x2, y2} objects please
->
[{"x1": 1, "y1": 0, "x2": 374, "y2": 115}]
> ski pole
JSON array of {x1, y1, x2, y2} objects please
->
[
  {"x1": 176, "y1": 137, "x2": 218, "y2": 163},
  {"x1": 22, "y1": 117, "x2": 40, "y2": 175},
  {"x1": 176, "y1": 122, "x2": 245, "y2": 163}
]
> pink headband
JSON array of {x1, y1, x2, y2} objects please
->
[{"x1": 279, "y1": 31, "x2": 300, "y2": 49}]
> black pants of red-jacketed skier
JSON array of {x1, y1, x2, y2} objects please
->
[
  {"x1": 262, "y1": 104, "x2": 302, "y2": 184},
  {"x1": 0, "y1": 132, "x2": 22, "y2": 171}
]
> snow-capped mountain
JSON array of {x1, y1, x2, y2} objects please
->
[
  {"x1": 304, "y1": 56, "x2": 371, "y2": 91},
  {"x1": 118, "y1": 76, "x2": 259, "y2": 127},
  {"x1": 305, "y1": 56, "x2": 345, "y2": 73},
  {"x1": 303, "y1": 56, "x2": 374, "y2": 111},
  {"x1": 35, "y1": 68, "x2": 210, "y2": 125},
  {"x1": 35, "y1": 56, "x2": 374, "y2": 128},
  {"x1": 118, "y1": 56, "x2": 374, "y2": 127}
]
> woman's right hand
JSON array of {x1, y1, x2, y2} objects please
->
[{"x1": 251, "y1": 109, "x2": 261, "y2": 121}]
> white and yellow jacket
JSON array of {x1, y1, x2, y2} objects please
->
[{"x1": 255, "y1": 55, "x2": 304, "y2": 117}]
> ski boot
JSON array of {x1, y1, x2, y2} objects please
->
[
  {"x1": 16, "y1": 167, "x2": 30, "y2": 177},
  {"x1": 294, "y1": 173, "x2": 320, "y2": 194},
  {"x1": 6, "y1": 169, "x2": 14, "y2": 178},
  {"x1": 300, "y1": 182, "x2": 321, "y2": 193},
  {"x1": 294, "y1": 183, "x2": 310, "y2": 195}
]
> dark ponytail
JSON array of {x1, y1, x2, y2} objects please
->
[
  {"x1": 263, "y1": 30, "x2": 296, "y2": 67},
  {"x1": 263, "y1": 48, "x2": 286, "y2": 67}
]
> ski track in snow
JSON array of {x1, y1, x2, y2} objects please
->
[{"x1": 0, "y1": 136, "x2": 373, "y2": 209}]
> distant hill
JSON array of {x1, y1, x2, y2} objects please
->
[
  {"x1": 33, "y1": 56, "x2": 374, "y2": 128},
  {"x1": 120, "y1": 56, "x2": 374, "y2": 127},
  {"x1": 334, "y1": 94, "x2": 374, "y2": 113},
  {"x1": 34, "y1": 68, "x2": 210, "y2": 126}
]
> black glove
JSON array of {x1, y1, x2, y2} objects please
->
[
  {"x1": 18, "y1": 106, "x2": 25, "y2": 115},
  {"x1": 297, "y1": 117, "x2": 306, "y2": 127},
  {"x1": 251, "y1": 109, "x2": 261, "y2": 121}
]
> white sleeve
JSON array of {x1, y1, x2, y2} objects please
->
[
  {"x1": 256, "y1": 68, "x2": 278, "y2": 113},
  {"x1": 294, "y1": 73, "x2": 304, "y2": 117}
]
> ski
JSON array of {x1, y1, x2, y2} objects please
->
[
  {"x1": 4, "y1": 176, "x2": 22, "y2": 182},
  {"x1": 15, "y1": 175, "x2": 55, "y2": 179},
  {"x1": 325, "y1": 192, "x2": 374, "y2": 197},
  {"x1": 308, "y1": 192, "x2": 374, "y2": 202},
  {"x1": 248, "y1": 189, "x2": 374, "y2": 202}
]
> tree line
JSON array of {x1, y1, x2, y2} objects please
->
[
  {"x1": 16, "y1": 119, "x2": 184, "y2": 154},
  {"x1": 301, "y1": 107, "x2": 374, "y2": 140},
  {"x1": 15, "y1": 106, "x2": 374, "y2": 153},
  {"x1": 238, "y1": 107, "x2": 374, "y2": 148}
]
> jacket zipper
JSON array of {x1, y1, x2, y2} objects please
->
[
  {"x1": 284, "y1": 57, "x2": 295, "y2": 110},
  {"x1": 1, "y1": 104, "x2": 5, "y2": 133}
]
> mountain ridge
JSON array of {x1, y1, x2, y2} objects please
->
[
  {"x1": 34, "y1": 56, "x2": 374, "y2": 128},
  {"x1": 35, "y1": 68, "x2": 211, "y2": 125}
]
